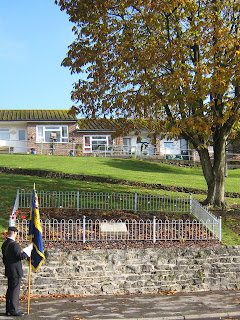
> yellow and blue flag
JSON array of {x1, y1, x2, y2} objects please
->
[{"x1": 28, "y1": 187, "x2": 45, "y2": 272}]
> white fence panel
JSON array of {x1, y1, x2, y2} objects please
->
[
  {"x1": 12, "y1": 190, "x2": 221, "y2": 241},
  {"x1": 15, "y1": 217, "x2": 220, "y2": 243},
  {"x1": 18, "y1": 190, "x2": 191, "y2": 213},
  {"x1": 191, "y1": 197, "x2": 222, "y2": 241}
]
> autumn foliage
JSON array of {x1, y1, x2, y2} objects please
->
[{"x1": 55, "y1": 0, "x2": 240, "y2": 206}]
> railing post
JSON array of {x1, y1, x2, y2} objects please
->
[
  {"x1": 190, "y1": 193, "x2": 192, "y2": 215},
  {"x1": 134, "y1": 191, "x2": 137, "y2": 213},
  {"x1": 153, "y1": 216, "x2": 156, "y2": 243},
  {"x1": 219, "y1": 216, "x2": 222, "y2": 242},
  {"x1": 77, "y1": 189, "x2": 79, "y2": 211},
  {"x1": 83, "y1": 215, "x2": 86, "y2": 244},
  {"x1": 16, "y1": 187, "x2": 20, "y2": 209}
]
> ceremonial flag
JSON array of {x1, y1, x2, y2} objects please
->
[{"x1": 28, "y1": 186, "x2": 45, "y2": 271}]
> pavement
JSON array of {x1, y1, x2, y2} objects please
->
[{"x1": 0, "y1": 290, "x2": 240, "y2": 320}]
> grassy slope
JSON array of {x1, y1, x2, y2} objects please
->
[
  {"x1": 0, "y1": 154, "x2": 239, "y2": 245},
  {"x1": 1, "y1": 154, "x2": 240, "y2": 192},
  {"x1": 0, "y1": 154, "x2": 207, "y2": 188}
]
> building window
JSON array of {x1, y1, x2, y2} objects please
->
[
  {"x1": 19, "y1": 130, "x2": 26, "y2": 141},
  {"x1": 83, "y1": 135, "x2": 111, "y2": 152},
  {"x1": 164, "y1": 142, "x2": 174, "y2": 149},
  {"x1": 36, "y1": 125, "x2": 69, "y2": 143},
  {"x1": 0, "y1": 129, "x2": 10, "y2": 140}
]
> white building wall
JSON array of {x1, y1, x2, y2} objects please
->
[
  {"x1": 123, "y1": 132, "x2": 155, "y2": 155},
  {"x1": 0, "y1": 122, "x2": 28, "y2": 153}
]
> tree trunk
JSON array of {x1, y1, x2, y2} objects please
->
[
  {"x1": 197, "y1": 147, "x2": 215, "y2": 206},
  {"x1": 213, "y1": 133, "x2": 227, "y2": 207},
  {"x1": 198, "y1": 138, "x2": 227, "y2": 207}
]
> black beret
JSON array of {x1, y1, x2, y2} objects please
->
[{"x1": 8, "y1": 226, "x2": 18, "y2": 232}]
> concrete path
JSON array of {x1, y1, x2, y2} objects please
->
[{"x1": 0, "y1": 290, "x2": 240, "y2": 320}]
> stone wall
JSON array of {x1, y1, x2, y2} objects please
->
[{"x1": 0, "y1": 245, "x2": 240, "y2": 297}]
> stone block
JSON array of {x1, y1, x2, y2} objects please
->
[{"x1": 100, "y1": 222, "x2": 129, "y2": 237}]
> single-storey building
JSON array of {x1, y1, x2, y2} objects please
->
[
  {"x1": 0, "y1": 109, "x2": 190, "y2": 158},
  {"x1": 0, "y1": 110, "x2": 79, "y2": 155},
  {"x1": 76, "y1": 118, "x2": 190, "y2": 158}
]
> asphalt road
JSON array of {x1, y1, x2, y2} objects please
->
[{"x1": 0, "y1": 290, "x2": 240, "y2": 320}]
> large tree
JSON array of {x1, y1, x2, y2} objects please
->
[{"x1": 56, "y1": 0, "x2": 240, "y2": 207}]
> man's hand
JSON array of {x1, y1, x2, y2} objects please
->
[{"x1": 23, "y1": 243, "x2": 33, "y2": 257}]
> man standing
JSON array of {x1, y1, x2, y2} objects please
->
[{"x1": 1, "y1": 226, "x2": 32, "y2": 317}]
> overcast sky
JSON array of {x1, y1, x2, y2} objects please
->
[{"x1": 0, "y1": 0, "x2": 79, "y2": 110}]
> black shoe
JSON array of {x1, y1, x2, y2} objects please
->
[{"x1": 8, "y1": 312, "x2": 24, "y2": 316}]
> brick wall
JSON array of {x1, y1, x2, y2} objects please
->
[{"x1": 27, "y1": 122, "x2": 79, "y2": 156}]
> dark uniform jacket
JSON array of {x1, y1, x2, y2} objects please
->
[{"x1": 2, "y1": 238, "x2": 28, "y2": 278}]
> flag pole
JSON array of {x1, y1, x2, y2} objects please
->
[
  {"x1": 27, "y1": 255, "x2": 31, "y2": 315},
  {"x1": 27, "y1": 182, "x2": 45, "y2": 315},
  {"x1": 27, "y1": 183, "x2": 34, "y2": 315}
]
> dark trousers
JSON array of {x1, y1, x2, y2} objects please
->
[{"x1": 6, "y1": 277, "x2": 21, "y2": 313}]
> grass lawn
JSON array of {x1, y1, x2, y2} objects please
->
[
  {"x1": 0, "y1": 154, "x2": 239, "y2": 246},
  {"x1": 1, "y1": 154, "x2": 240, "y2": 192}
]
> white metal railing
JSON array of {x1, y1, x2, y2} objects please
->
[
  {"x1": 15, "y1": 217, "x2": 219, "y2": 243},
  {"x1": 190, "y1": 196, "x2": 222, "y2": 241},
  {"x1": 1, "y1": 140, "x2": 239, "y2": 161},
  {"x1": 18, "y1": 190, "x2": 191, "y2": 213},
  {"x1": 12, "y1": 189, "x2": 222, "y2": 241}
]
